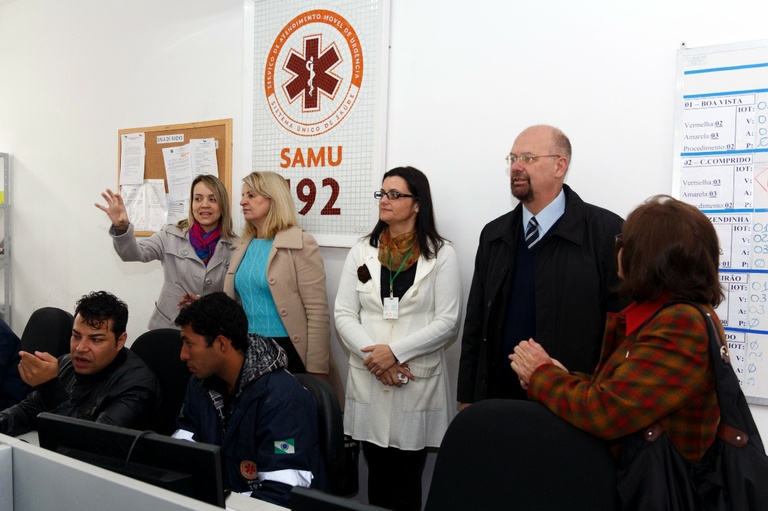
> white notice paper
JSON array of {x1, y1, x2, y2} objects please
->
[
  {"x1": 119, "y1": 133, "x2": 145, "y2": 185},
  {"x1": 121, "y1": 184, "x2": 145, "y2": 228},
  {"x1": 145, "y1": 180, "x2": 167, "y2": 232},
  {"x1": 190, "y1": 138, "x2": 218, "y2": 177},
  {"x1": 162, "y1": 145, "x2": 193, "y2": 201},
  {"x1": 167, "y1": 199, "x2": 189, "y2": 225},
  {"x1": 120, "y1": 180, "x2": 168, "y2": 231}
]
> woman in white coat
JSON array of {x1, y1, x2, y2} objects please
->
[
  {"x1": 335, "y1": 166, "x2": 461, "y2": 511},
  {"x1": 96, "y1": 174, "x2": 236, "y2": 329}
]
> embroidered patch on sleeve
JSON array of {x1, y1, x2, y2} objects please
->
[
  {"x1": 240, "y1": 460, "x2": 258, "y2": 480},
  {"x1": 274, "y1": 438, "x2": 295, "y2": 454}
]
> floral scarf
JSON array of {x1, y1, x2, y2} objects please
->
[{"x1": 377, "y1": 228, "x2": 420, "y2": 272}]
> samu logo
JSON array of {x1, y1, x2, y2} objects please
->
[
  {"x1": 265, "y1": 9, "x2": 363, "y2": 137},
  {"x1": 284, "y1": 35, "x2": 341, "y2": 112}
]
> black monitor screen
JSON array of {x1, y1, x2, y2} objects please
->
[{"x1": 37, "y1": 412, "x2": 225, "y2": 507}]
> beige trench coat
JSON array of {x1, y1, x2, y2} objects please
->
[{"x1": 224, "y1": 226, "x2": 344, "y2": 403}]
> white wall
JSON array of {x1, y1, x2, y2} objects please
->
[{"x1": 3, "y1": 0, "x2": 768, "y2": 494}]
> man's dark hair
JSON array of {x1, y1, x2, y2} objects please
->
[
  {"x1": 175, "y1": 292, "x2": 249, "y2": 352},
  {"x1": 74, "y1": 291, "x2": 129, "y2": 340}
]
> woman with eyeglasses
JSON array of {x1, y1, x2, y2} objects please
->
[
  {"x1": 335, "y1": 166, "x2": 461, "y2": 511},
  {"x1": 223, "y1": 171, "x2": 343, "y2": 398},
  {"x1": 96, "y1": 174, "x2": 236, "y2": 329}
]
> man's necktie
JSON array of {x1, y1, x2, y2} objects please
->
[{"x1": 526, "y1": 217, "x2": 540, "y2": 249}]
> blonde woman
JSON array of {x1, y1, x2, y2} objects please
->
[
  {"x1": 97, "y1": 174, "x2": 236, "y2": 329},
  {"x1": 224, "y1": 171, "x2": 342, "y2": 397}
]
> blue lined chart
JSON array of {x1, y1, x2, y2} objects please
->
[{"x1": 674, "y1": 41, "x2": 768, "y2": 404}]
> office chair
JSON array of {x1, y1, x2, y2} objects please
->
[
  {"x1": 424, "y1": 399, "x2": 619, "y2": 511},
  {"x1": 129, "y1": 328, "x2": 189, "y2": 436},
  {"x1": 20, "y1": 307, "x2": 74, "y2": 357},
  {"x1": 294, "y1": 373, "x2": 346, "y2": 496},
  {"x1": 291, "y1": 487, "x2": 390, "y2": 511}
]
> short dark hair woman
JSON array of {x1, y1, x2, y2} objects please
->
[
  {"x1": 511, "y1": 195, "x2": 723, "y2": 463},
  {"x1": 335, "y1": 166, "x2": 462, "y2": 511}
]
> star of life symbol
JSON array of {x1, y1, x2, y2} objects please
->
[
  {"x1": 264, "y1": 9, "x2": 364, "y2": 137},
  {"x1": 283, "y1": 35, "x2": 341, "y2": 112},
  {"x1": 240, "y1": 460, "x2": 258, "y2": 480}
]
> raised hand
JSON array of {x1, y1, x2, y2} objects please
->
[{"x1": 95, "y1": 188, "x2": 130, "y2": 231}]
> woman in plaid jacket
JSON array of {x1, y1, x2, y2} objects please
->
[{"x1": 511, "y1": 195, "x2": 723, "y2": 462}]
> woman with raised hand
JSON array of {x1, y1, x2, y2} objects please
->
[{"x1": 96, "y1": 174, "x2": 236, "y2": 329}]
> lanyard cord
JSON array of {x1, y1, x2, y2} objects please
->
[{"x1": 388, "y1": 247, "x2": 413, "y2": 298}]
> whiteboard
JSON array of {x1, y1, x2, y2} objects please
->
[{"x1": 673, "y1": 39, "x2": 768, "y2": 405}]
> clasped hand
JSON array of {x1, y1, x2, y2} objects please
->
[
  {"x1": 178, "y1": 293, "x2": 199, "y2": 309},
  {"x1": 509, "y1": 338, "x2": 566, "y2": 389},
  {"x1": 362, "y1": 344, "x2": 415, "y2": 387},
  {"x1": 18, "y1": 351, "x2": 59, "y2": 387}
]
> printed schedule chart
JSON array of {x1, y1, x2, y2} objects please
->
[{"x1": 674, "y1": 40, "x2": 768, "y2": 403}]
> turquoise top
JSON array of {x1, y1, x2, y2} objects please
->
[{"x1": 234, "y1": 238, "x2": 289, "y2": 337}]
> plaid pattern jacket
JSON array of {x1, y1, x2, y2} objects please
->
[{"x1": 528, "y1": 298, "x2": 719, "y2": 461}]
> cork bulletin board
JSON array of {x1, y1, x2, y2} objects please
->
[{"x1": 117, "y1": 118, "x2": 233, "y2": 236}]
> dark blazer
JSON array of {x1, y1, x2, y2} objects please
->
[{"x1": 457, "y1": 185, "x2": 626, "y2": 403}]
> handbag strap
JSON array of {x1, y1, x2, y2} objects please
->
[{"x1": 638, "y1": 300, "x2": 762, "y2": 449}]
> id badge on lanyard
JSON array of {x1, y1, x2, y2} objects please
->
[
  {"x1": 383, "y1": 297, "x2": 399, "y2": 319},
  {"x1": 383, "y1": 246, "x2": 412, "y2": 320}
]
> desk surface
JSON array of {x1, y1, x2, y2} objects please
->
[{"x1": 2, "y1": 432, "x2": 286, "y2": 511}]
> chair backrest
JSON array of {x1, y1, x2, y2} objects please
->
[
  {"x1": 20, "y1": 307, "x2": 74, "y2": 357},
  {"x1": 294, "y1": 373, "x2": 346, "y2": 496},
  {"x1": 290, "y1": 487, "x2": 389, "y2": 511},
  {"x1": 424, "y1": 399, "x2": 619, "y2": 511},
  {"x1": 129, "y1": 328, "x2": 189, "y2": 436},
  {"x1": 0, "y1": 318, "x2": 31, "y2": 408}
]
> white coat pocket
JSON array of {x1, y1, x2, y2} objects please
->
[
  {"x1": 346, "y1": 355, "x2": 373, "y2": 404},
  {"x1": 401, "y1": 356, "x2": 445, "y2": 412}
]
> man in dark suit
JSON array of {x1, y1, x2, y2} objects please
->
[{"x1": 458, "y1": 125, "x2": 626, "y2": 407}]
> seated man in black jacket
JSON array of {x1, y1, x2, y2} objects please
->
[{"x1": 0, "y1": 291, "x2": 159, "y2": 436}]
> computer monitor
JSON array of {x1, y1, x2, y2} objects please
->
[
  {"x1": 290, "y1": 487, "x2": 390, "y2": 511},
  {"x1": 37, "y1": 412, "x2": 226, "y2": 507}
]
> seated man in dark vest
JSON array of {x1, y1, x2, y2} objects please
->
[
  {"x1": 172, "y1": 292, "x2": 325, "y2": 507},
  {"x1": 0, "y1": 291, "x2": 159, "y2": 436}
]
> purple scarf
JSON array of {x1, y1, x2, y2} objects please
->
[{"x1": 189, "y1": 221, "x2": 221, "y2": 266}]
